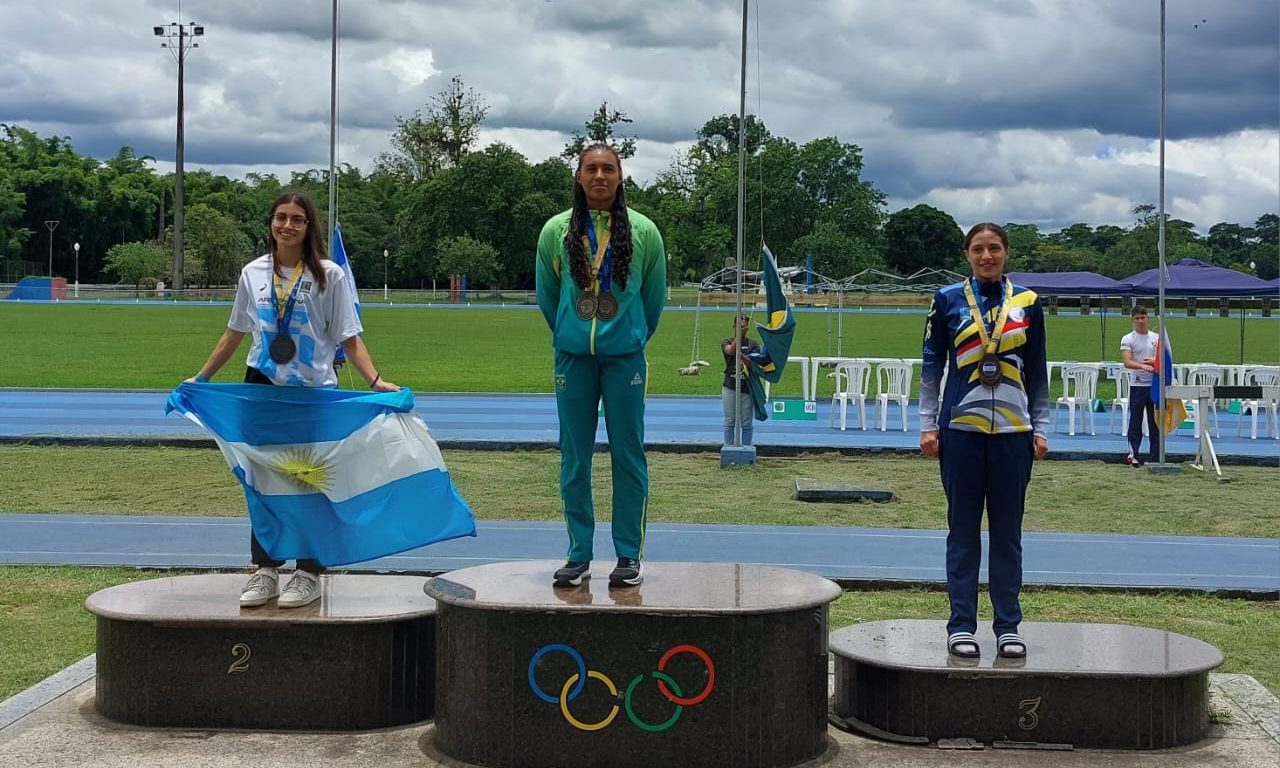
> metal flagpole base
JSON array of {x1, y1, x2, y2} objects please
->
[
  {"x1": 720, "y1": 444, "x2": 757, "y2": 468},
  {"x1": 1147, "y1": 463, "x2": 1182, "y2": 475}
]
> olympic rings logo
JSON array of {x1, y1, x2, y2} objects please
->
[{"x1": 527, "y1": 643, "x2": 715, "y2": 732}]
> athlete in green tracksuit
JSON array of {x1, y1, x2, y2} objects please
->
[{"x1": 535, "y1": 143, "x2": 666, "y2": 588}]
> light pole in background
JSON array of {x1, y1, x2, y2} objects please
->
[
  {"x1": 154, "y1": 19, "x2": 204, "y2": 297},
  {"x1": 383, "y1": 249, "x2": 389, "y2": 301},
  {"x1": 73, "y1": 242, "x2": 80, "y2": 297},
  {"x1": 44, "y1": 220, "x2": 59, "y2": 277}
]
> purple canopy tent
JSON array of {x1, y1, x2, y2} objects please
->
[
  {"x1": 1124, "y1": 258, "x2": 1273, "y2": 297},
  {"x1": 1126, "y1": 260, "x2": 1276, "y2": 365},
  {"x1": 1007, "y1": 271, "x2": 1134, "y2": 296},
  {"x1": 1008, "y1": 271, "x2": 1135, "y2": 359}
]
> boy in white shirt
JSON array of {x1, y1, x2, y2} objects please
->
[{"x1": 1120, "y1": 305, "x2": 1158, "y2": 466}]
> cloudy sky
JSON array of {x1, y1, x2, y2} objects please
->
[{"x1": 4, "y1": 0, "x2": 1277, "y2": 233}]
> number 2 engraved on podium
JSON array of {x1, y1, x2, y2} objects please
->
[
  {"x1": 1018, "y1": 696, "x2": 1042, "y2": 731},
  {"x1": 228, "y1": 643, "x2": 252, "y2": 674}
]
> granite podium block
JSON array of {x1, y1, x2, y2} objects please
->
[
  {"x1": 86, "y1": 574, "x2": 436, "y2": 730},
  {"x1": 425, "y1": 561, "x2": 842, "y2": 768},
  {"x1": 830, "y1": 619, "x2": 1223, "y2": 750}
]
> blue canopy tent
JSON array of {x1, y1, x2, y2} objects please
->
[
  {"x1": 1124, "y1": 260, "x2": 1276, "y2": 365},
  {"x1": 1008, "y1": 271, "x2": 1135, "y2": 359},
  {"x1": 1124, "y1": 258, "x2": 1274, "y2": 297}
]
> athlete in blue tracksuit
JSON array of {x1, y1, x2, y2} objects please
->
[{"x1": 919, "y1": 223, "x2": 1049, "y2": 659}]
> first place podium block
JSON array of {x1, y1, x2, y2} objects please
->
[
  {"x1": 425, "y1": 561, "x2": 841, "y2": 768},
  {"x1": 86, "y1": 573, "x2": 436, "y2": 730}
]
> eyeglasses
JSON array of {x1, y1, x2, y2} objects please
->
[{"x1": 270, "y1": 212, "x2": 309, "y2": 227}]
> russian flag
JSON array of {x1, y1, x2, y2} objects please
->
[
  {"x1": 1151, "y1": 327, "x2": 1189, "y2": 434},
  {"x1": 166, "y1": 383, "x2": 476, "y2": 566},
  {"x1": 331, "y1": 223, "x2": 362, "y2": 365}
]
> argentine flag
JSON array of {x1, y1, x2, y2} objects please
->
[
  {"x1": 331, "y1": 223, "x2": 361, "y2": 366},
  {"x1": 166, "y1": 383, "x2": 476, "y2": 566}
]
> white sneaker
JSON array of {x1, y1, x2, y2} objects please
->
[
  {"x1": 278, "y1": 570, "x2": 322, "y2": 608},
  {"x1": 240, "y1": 567, "x2": 279, "y2": 607}
]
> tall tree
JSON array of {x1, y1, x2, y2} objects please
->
[
  {"x1": 562, "y1": 102, "x2": 638, "y2": 160},
  {"x1": 376, "y1": 75, "x2": 489, "y2": 182},
  {"x1": 881, "y1": 205, "x2": 963, "y2": 275}
]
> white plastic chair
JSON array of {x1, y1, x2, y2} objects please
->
[
  {"x1": 1239, "y1": 368, "x2": 1280, "y2": 439},
  {"x1": 828, "y1": 360, "x2": 871, "y2": 431},
  {"x1": 1184, "y1": 365, "x2": 1224, "y2": 438},
  {"x1": 872, "y1": 360, "x2": 913, "y2": 431},
  {"x1": 1053, "y1": 364, "x2": 1099, "y2": 435},
  {"x1": 1109, "y1": 369, "x2": 1133, "y2": 435}
]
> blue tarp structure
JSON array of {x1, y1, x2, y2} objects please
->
[
  {"x1": 1124, "y1": 259, "x2": 1274, "y2": 297},
  {"x1": 1007, "y1": 271, "x2": 1133, "y2": 296},
  {"x1": 5, "y1": 277, "x2": 56, "y2": 300}
]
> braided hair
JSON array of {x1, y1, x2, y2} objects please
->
[{"x1": 564, "y1": 143, "x2": 634, "y2": 292}]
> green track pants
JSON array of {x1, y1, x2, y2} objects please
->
[{"x1": 554, "y1": 348, "x2": 649, "y2": 562}]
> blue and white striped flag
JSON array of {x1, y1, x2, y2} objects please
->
[
  {"x1": 166, "y1": 383, "x2": 476, "y2": 566},
  {"x1": 331, "y1": 223, "x2": 361, "y2": 365}
]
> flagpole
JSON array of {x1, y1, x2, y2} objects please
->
[
  {"x1": 732, "y1": 0, "x2": 749, "y2": 449},
  {"x1": 327, "y1": 0, "x2": 339, "y2": 242},
  {"x1": 1156, "y1": 0, "x2": 1168, "y2": 466}
]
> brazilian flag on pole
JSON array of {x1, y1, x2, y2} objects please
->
[{"x1": 742, "y1": 245, "x2": 796, "y2": 421}]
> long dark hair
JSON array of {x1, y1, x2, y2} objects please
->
[
  {"x1": 963, "y1": 222, "x2": 1009, "y2": 251},
  {"x1": 268, "y1": 190, "x2": 328, "y2": 293},
  {"x1": 564, "y1": 143, "x2": 633, "y2": 291}
]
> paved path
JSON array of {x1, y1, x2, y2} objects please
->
[
  {"x1": 2, "y1": 514, "x2": 1276, "y2": 594},
  {"x1": 3, "y1": 388, "x2": 1277, "y2": 461}
]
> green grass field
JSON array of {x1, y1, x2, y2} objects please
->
[{"x1": 2, "y1": 303, "x2": 1276, "y2": 399}]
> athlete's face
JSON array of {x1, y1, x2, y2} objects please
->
[
  {"x1": 270, "y1": 202, "x2": 309, "y2": 249},
  {"x1": 966, "y1": 230, "x2": 1007, "y2": 282},
  {"x1": 1132, "y1": 312, "x2": 1149, "y2": 333},
  {"x1": 576, "y1": 148, "x2": 622, "y2": 210}
]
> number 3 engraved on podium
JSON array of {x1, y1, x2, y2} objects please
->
[
  {"x1": 228, "y1": 643, "x2": 252, "y2": 674},
  {"x1": 1018, "y1": 696, "x2": 1042, "y2": 731}
]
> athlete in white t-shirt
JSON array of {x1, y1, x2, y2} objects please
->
[
  {"x1": 185, "y1": 191, "x2": 400, "y2": 608},
  {"x1": 1120, "y1": 306, "x2": 1158, "y2": 466}
]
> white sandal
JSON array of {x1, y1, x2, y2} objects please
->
[
  {"x1": 947, "y1": 631, "x2": 980, "y2": 658},
  {"x1": 997, "y1": 633, "x2": 1027, "y2": 658}
]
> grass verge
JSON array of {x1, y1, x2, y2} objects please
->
[{"x1": 2, "y1": 445, "x2": 1278, "y2": 538}]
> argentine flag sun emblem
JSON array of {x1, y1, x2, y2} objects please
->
[{"x1": 166, "y1": 382, "x2": 476, "y2": 566}]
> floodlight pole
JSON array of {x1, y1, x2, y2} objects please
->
[
  {"x1": 73, "y1": 241, "x2": 80, "y2": 297},
  {"x1": 154, "y1": 17, "x2": 204, "y2": 297}
]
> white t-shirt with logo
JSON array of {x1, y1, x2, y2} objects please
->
[
  {"x1": 1120, "y1": 330, "x2": 1157, "y2": 387},
  {"x1": 228, "y1": 254, "x2": 362, "y2": 387}
]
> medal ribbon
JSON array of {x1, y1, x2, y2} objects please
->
[
  {"x1": 583, "y1": 211, "x2": 613, "y2": 294},
  {"x1": 963, "y1": 277, "x2": 1014, "y2": 356},
  {"x1": 270, "y1": 262, "x2": 305, "y2": 337}
]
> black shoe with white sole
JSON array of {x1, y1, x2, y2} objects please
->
[
  {"x1": 553, "y1": 561, "x2": 591, "y2": 586},
  {"x1": 609, "y1": 558, "x2": 643, "y2": 587}
]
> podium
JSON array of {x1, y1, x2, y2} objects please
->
[
  {"x1": 830, "y1": 619, "x2": 1223, "y2": 749},
  {"x1": 425, "y1": 561, "x2": 841, "y2": 768},
  {"x1": 87, "y1": 574, "x2": 436, "y2": 730}
]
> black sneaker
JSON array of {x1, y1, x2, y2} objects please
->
[
  {"x1": 609, "y1": 558, "x2": 643, "y2": 587},
  {"x1": 553, "y1": 561, "x2": 591, "y2": 586}
]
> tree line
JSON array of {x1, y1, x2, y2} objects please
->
[{"x1": 1, "y1": 76, "x2": 1275, "y2": 288}]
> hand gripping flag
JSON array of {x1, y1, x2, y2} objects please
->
[
  {"x1": 741, "y1": 246, "x2": 796, "y2": 421},
  {"x1": 1151, "y1": 328, "x2": 1189, "y2": 435},
  {"x1": 166, "y1": 383, "x2": 476, "y2": 566},
  {"x1": 330, "y1": 223, "x2": 362, "y2": 366}
]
